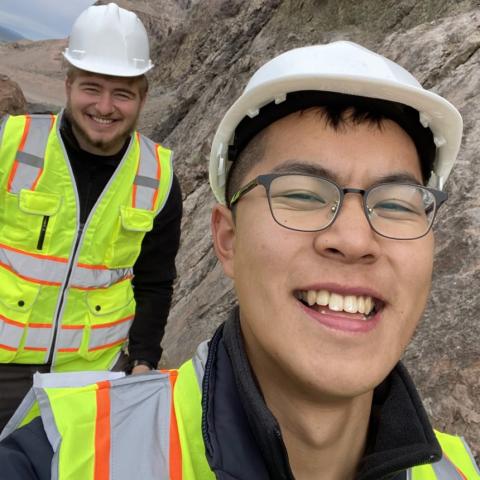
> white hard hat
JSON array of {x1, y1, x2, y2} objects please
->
[
  {"x1": 63, "y1": 3, "x2": 153, "y2": 77},
  {"x1": 209, "y1": 41, "x2": 463, "y2": 203}
]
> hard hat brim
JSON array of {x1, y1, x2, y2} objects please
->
[
  {"x1": 210, "y1": 74, "x2": 462, "y2": 203},
  {"x1": 64, "y1": 52, "x2": 154, "y2": 78}
]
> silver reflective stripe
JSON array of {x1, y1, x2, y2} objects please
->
[
  {"x1": 24, "y1": 324, "x2": 52, "y2": 351},
  {"x1": 70, "y1": 265, "x2": 133, "y2": 289},
  {"x1": 0, "y1": 244, "x2": 67, "y2": 285},
  {"x1": 0, "y1": 316, "x2": 24, "y2": 350},
  {"x1": 17, "y1": 150, "x2": 43, "y2": 167},
  {"x1": 0, "y1": 115, "x2": 8, "y2": 147},
  {"x1": 192, "y1": 340, "x2": 209, "y2": 388},
  {"x1": 0, "y1": 244, "x2": 132, "y2": 288},
  {"x1": 432, "y1": 455, "x2": 465, "y2": 479},
  {"x1": 109, "y1": 373, "x2": 173, "y2": 479},
  {"x1": 134, "y1": 136, "x2": 160, "y2": 210},
  {"x1": 35, "y1": 387, "x2": 62, "y2": 480},
  {"x1": 135, "y1": 174, "x2": 159, "y2": 189},
  {"x1": 88, "y1": 315, "x2": 134, "y2": 351},
  {"x1": 405, "y1": 469, "x2": 412, "y2": 480},
  {"x1": 461, "y1": 437, "x2": 480, "y2": 475},
  {"x1": 56, "y1": 326, "x2": 83, "y2": 353},
  {"x1": 10, "y1": 115, "x2": 52, "y2": 193}
]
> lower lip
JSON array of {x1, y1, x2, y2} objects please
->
[{"x1": 299, "y1": 301, "x2": 381, "y2": 333}]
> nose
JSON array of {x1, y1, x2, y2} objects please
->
[
  {"x1": 313, "y1": 194, "x2": 381, "y2": 263},
  {"x1": 95, "y1": 92, "x2": 115, "y2": 115}
]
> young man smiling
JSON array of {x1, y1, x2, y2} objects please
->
[
  {"x1": 0, "y1": 3, "x2": 182, "y2": 429},
  {"x1": 0, "y1": 42, "x2": 479, "y2": 480}
]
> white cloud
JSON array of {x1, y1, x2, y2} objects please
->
[{"x1": 0, "y1": 0, "x2": 96, "y2": 40}]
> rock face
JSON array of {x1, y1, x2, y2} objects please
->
[
  {"x1": 0, "y1": 0, "x2": 478, "y2": 460},
  {"x1": 146, "y1": 0, "x2": 480, "y2": 458},
  {"x1": 0, "y1": 75, "x2": 27, "y2": 116}
]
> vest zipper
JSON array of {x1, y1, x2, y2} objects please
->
[
  {"x1": 201, "y1": 325, "x2": 224, "y2": 458},
  {"x1": 46, "y1": 223, "x2": 84, "y2": 365},
  {"x1": 36, "y1": 216, "x2": 50, "y2": 250}
]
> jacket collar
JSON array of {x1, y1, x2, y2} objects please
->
[{"x1": 203, "y1": 307, "x2": 441, "y2": 480}]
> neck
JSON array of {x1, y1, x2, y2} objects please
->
[{"x1": 261, "y1": 377, "x2": 372, "y2": 480}]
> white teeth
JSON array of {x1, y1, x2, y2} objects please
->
[
  {"x1": 91, "y1": 116, "x2": 113, "y2": 124},
  {"x1": 328, "y1": 293, "x2": 344, "y2": 311},
  {"x1": 300, "y1": 290, "x2": 376, "y2": 316},
  {"x1": 316, "y1": 290, "x2": 329, "y2": 306},
  {"x1": 357, "y1": 296, "x2": 365, "y2": 314},
  {"x1": 307, "y1": 290, "x2": 316, "y2": 306},
  {"x1": 343, "y1": 295, "x2": 357, "y2": 313}
]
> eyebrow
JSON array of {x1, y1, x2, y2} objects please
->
[
  {"x1": 269, "y1": 160, "x2": 423, "y2": 186},
  {"x1": 78, "y1": 81, "x2": 137, "y2": 95}
]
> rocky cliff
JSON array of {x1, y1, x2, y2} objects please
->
[{"x1": 1, "y1": 0, "x2": 478, "y2": 458}]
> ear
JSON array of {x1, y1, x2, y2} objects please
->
[
  {"x1": 211, "y1": 204, "x2": 236, "y2": 279},
  {"x1": 65, "y1": 77, "x2": 72, "y2": 96}
]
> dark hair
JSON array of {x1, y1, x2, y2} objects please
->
[{"x1": 225, "y1": 91, "x2": 436, "y2": 205}]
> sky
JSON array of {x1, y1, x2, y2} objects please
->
[{"x1": 0, "y1": 0, "x2": 96, "y2": 40}]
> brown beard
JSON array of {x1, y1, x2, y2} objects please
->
[{"x1": 64, "y1": 103, "x2": 138, "y2": 155}]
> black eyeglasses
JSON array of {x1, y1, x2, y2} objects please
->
[{"x1": 229, "y1": 173, "x2": 447, "y2": 240}]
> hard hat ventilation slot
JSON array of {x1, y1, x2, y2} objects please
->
[
  {"x1": 419, "y1": 112, "x2": 431, "y2": 128},
  {"x1": 70, "y1": 49, "x2": 86, "y2": 59}
]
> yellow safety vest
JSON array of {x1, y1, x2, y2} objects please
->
[
  {"x1": 4, "y1": 348, "x2": 478, "y2": 480},
  {"x1": 0, "y1": 113, "x2": 173, "y2": 371}
]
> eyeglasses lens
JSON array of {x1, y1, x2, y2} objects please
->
[
  {"x1": 366, "y1": 184, "x2": 436, "y2": 239},
  {"x1": 268, "y1": 175, "x2": 339, "y2": 231},
  {"x1": 268, "y1": 175, "x2": 436, "y2": 239}
]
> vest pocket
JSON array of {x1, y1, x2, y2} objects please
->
[
  {"x1": 82, "y1": 280, "x2": 135, "y2": 363},
  {"x1": 0, "y1": 267, "x2": 42, "y2": 362},
  {"x1": 0, "y1": 190, "x2": 61, "y2": 252},
  {"x1": 104, "y1": 206, "x2": 155, "y2": 268}
]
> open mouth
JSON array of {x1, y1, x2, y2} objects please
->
[
  {"x1": 295, "y1": 289, "x2": 383, "y2": 320},
  {"x1": 87, "y1": 114, "x2": 117, "y2": 125}
]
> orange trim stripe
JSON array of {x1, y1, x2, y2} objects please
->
[
  {"x1": 23, "y1": 346, "x2": 48, "y2": 352},
  {"x1": 61, "y1": 324, "x2": 84, "y2": 330},
  {"x1": 76, "y1": 263, "x2": 110, "y2": 270},
  {"x1": 18, "y1": 116, "x2": 31, "y2": 150},
  {"x1": 0, "y1": 261, "x2": 61, "y2": 287},
  {"x1": 7, "y1": 115, "x2": 31, "y2": 191},
  {"x1": 88, "y1": 337, "x2": 128, "y2": 352},
  {"x1": 167, "y1": 370, "x2": 182, "y2": 480},
  {"x1": 0, "y1": 344, "x2": 16, "y2": 351},
  {"x1": 132, "y1": 184, "x2": 137, "y2": 209},
  {"x1": 0, "y1": 242, "x2": 68, "y2": 263},
  {"x1": 94, "y1": 381, "x2": 111, "y2": 480},
  {"x1": 91, "y1": 315, "x2": 134, "y2": 330},
  {"x1": 0, "y1": 314, "x2": 24, "y2": 328},
  {"x1": 151, "y1": 145, "x2": 161, "y2": 210},
  {"x1": 442, "y1": 451, "x2": 468, "y2": 480},
  {"x1": 27, "y1": 323, "x2": 51, "y2": 329},
  {"x1": 30, "y1": 167, "x2": 44, "y2": 191},
  {"x1": 132, "y1": 132, "x2": 141, "y2": 208},
  {"x1": 57, "y1": 347, "x2": 79, "y2": 353},
  {"x1": 6, "y1": 161, "x2": 19, "y2": 192}
]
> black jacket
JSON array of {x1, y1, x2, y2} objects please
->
[
  {"x1": 0, "y1": 309, "x2": 442, "y2": 480},
  {"x1": 204, "y1": 310, "x2": 442, "y2": 479},
  {"x1": 60, "y1": 116, "x2": 182, "y2": 367}
]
